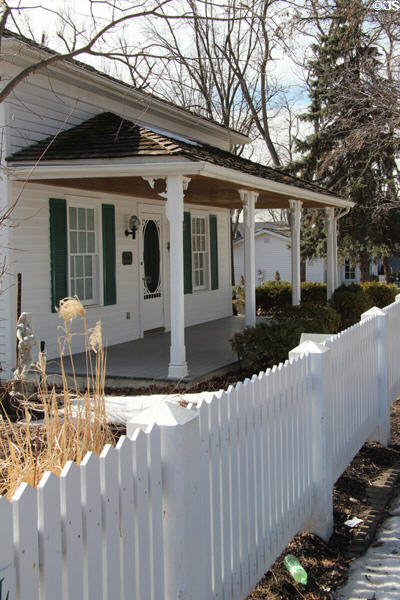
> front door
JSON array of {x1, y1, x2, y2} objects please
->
[{"x1": 139, "y1": 209, "x2": 164, "y2": 333}]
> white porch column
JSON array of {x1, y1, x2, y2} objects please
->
[
  {"x1": 165, "y1": 175, "x2": 190, "y2": 379},
  {"x1": 239, "y1": 189, "x2": 258, "y2": 326},
  {"x1": 333, "y1": 214, "x2": 339, "y2": 290},
  {"x1": 289, "y1": 199, "x2": 302, "y2": 306},
  {"x1": 325, "y1": 207, "x2": 336, "y2": 300}
]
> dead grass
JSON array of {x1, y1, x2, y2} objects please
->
[{"x1": 0, "y1": 297, "x2": 115, "y2": 499}]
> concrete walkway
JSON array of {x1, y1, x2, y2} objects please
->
[{"x1": 335, "y1": 494, "x2": 400, "y2": 599}]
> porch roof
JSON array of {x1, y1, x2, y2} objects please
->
[{"x1": 7, "y1": 112, "x2": 354, "y2": 211}]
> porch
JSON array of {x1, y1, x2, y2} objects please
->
[
  {"x1": 7, "y1": 112, "x2": 354, "y2": 381},
  {"x1": 47, "y1": 316, "x2": 246, "y2": 386}
]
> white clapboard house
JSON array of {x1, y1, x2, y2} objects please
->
[
  {"x1": 233, "y1": 223, "x2": 369, "y2": 287},
  {"x1": 233, "y1": 223, "x2": 326, "y2": 285},
  {"x1": 0, "y1": 31, "x2": 353, "y2": 381}
]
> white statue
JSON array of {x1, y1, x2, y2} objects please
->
[{"x1": 14, "y1": 312, "x2": 37, "y2": 380}]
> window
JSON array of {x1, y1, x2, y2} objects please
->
[
  {"x1": 344, "y1": 259, "x2": 356, "y2": 280},
  {"x1": 191, "y1": 215, "x2": 208, "y2": 290},
  {"x1": 68, "y1": 205, "x2": 98, "y2": 303}
]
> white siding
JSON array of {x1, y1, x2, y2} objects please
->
[
  {"x1": 8, "y1": 182, "x2": 232, "y2": 362},
  {"x1": 306, "y1": 258, "x2": 325, "y2": 283},
  {"x1": 234, "y1": 233, "x2": 292, "y2": 285},
  {"x1": 0, "y1": 101, "x2": 13, "y2": 376},
  {"x1": 233, "y1": 232, "x2": 325, "y2": 286}
]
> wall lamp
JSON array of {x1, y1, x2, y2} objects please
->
[{"x1": 125, "y1": 215, "x2": 140, "y2": 239}]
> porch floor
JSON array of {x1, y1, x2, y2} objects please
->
[{"x1": 48, "y1": 316, "x2": 246, "y2": 386}]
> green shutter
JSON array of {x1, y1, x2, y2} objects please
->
[
  {"x1": 49, "y1": 198, "x2": 68, "y2": 313},
  {"x1": 102, "y1": 204, "x2": 116, "y2": 305},
  {"x1": 209, "y1": 214, "x2": 219, "y2": 290},
  {"x1": 183, "y1": 212, "x2": 192, "y2": 294}
]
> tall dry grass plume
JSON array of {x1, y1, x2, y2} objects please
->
[{"x1": 0, "y1": 297, "x2": 114, "y2": 499}]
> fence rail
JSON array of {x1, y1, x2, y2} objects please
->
[{"x1": 2, "y1": 296, "x2": 400, "y2": 599}]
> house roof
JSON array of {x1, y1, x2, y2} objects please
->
[
  {"x1": 2, "y1": 29, "x2": 248, "y2": 146},
  {"x1": 7, "y1": 112, "x2": 340, "y2": 200},
  {"x1": 234, "y1": 222, "x2": 291, "y2": 242}
]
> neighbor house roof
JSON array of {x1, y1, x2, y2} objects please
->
[
  {"x1": 234, "y1": 222, "x2": 291, "y2": 242},
  {"x1": 7, "y1": 112, "x2": 340, "y2": 200}
]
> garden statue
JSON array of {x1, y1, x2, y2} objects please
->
[{"x1": 13, "y1": 312, "x2": 37, "y2": 380}]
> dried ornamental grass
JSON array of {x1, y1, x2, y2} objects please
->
[{"x1": 0, "y1": 297, "x2": 115, "y2": 499}]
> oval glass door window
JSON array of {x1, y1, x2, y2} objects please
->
[{"x1": 143, "y1": 219, "x2": 161, "y2": 297}]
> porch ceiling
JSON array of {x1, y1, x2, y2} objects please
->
[
  {"x1": 24, "y1": 175, "x2": 314, "y2": 209},
  {"x1": 9, "y1": 162, "x2": 353, "y2": 210}
]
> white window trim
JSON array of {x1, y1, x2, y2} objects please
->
[
  {"x1": 344, "y1": 259, "x2": 356, "y2": 281},
  {"x1": 66, "y1": 195, "x2": 102, "y2": 307},
  {"x1": 191, "y1": 212, "x2": 210, "y2": 292}
]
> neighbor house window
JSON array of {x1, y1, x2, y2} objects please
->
[
  {"x1": 344, "y1": 259, "x2": 356, "y2": 280},
  {"x1": 191, "y1": 215, "x2": 208, "y2": 290},
  {"x1": 68, "y1": 206, "x2": 98, "y2": 303}
]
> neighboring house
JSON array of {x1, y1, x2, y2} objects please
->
[
  {"x1": 0, "y1": 31, "x2": 353, "y2": 379},
  {"x1": 233, "y1": 223, "x2": 325, "y2": 285},
  {"x1": 233, "y1": 225, "x2": 390, "y2": 288}
]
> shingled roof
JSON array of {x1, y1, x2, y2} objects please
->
[{"x1": 7, "y1": 112, "x2": 338, "y2": 199}]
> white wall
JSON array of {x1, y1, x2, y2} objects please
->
[
  {"x1": 233, "y1": 232, "x2": 325, "y2": 285},
  {"x1": 306, "y1": 258, "x2": 325, "y2": 283},
  {"x1": 3, "y1": 182, "x2": 232, "y2": 368}
]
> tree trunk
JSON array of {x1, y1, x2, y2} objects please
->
[
  {"x1": 359, "y1": 250, "x2": 370, "y2": 282},
  {"x1": 383, "y1": 256, "x2": 391, "y2": 283}
]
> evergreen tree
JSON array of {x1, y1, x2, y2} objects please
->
[{"x1": 290, "y1": 0, "x2": 400, "y2": 280}]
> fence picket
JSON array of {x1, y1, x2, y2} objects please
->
[
  {"x1": 116, "y1": 436, "x2": 136, "y2": 600},
  {"x1": 252, "y1": 373, "x2": 264, "y2": 582},
  {"x1": 100, "y1": 444, "x2": 121, "y2": 600},
  {"x1": 225, "y1": 387, "x2": 240, "y2": 600},
  {"x1": 237, "y1": 382, "x2": 250, "y2": 596},
  {"x1": 246, "y1": 377, "x2": 257, "y2": 591},
  {"x1": 60, "y1": 461, "x2": 84, "y2": 600},
  {"x1": 37, "y1": 472, "x2": 62, "y2": 599},
  {"x1": 80, "y1": 452, "x2": 103, "y2": 600},
  {"x1": 132, "y1": 428, "x2": 152, "y2": 600},
  {"x1": 12, "y1": 482, "x2": 39, "y2": 600},
  {"x1": 147, "y1": 424, "x2": 164, "y2": 600},
  {"x1": 219, "y1": 390, "x2": 232, "y2": 599},
  {"x1": 206, "y1": 394, "x2": 223, "y2": 599},
  {"x1": 0, "y1": 497, "x2": 16, "y2": 599}
]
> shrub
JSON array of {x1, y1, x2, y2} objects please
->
[
  {"x1": 330, "y1": 283, "x2": 370, "y2": 329},
  {"x1": 231, "y1": 322, "x2": 301, "y2": 372},
  {"x1": 231, "y1": 304, "x2": 340, "y2": 373},
  {"x1": 256, "y1": 281, "x2": 292, "y2": 315},
  {"x1": 281, "y1": 304, "x2": 341, "y2": 333},
  {"x1": 256, "y1": 280, "x2": 328, "y2": 315},
  {"x1": 361, "y1": 281, "x2": 398, "y2": 308},
  {"x1": 301, "y1": 282, "x2": 327, "y2": 307},
  {"x1": 331, "y1": 282, "x2": 398, "y2": 330}
]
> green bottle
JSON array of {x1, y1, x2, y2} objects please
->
[{"x1": 283, "y1": 554, "x2": 307, "y2": 585}]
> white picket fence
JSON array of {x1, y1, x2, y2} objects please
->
[{"x1": 2, "y1": 297, "x2": 400, "y2": 599}]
